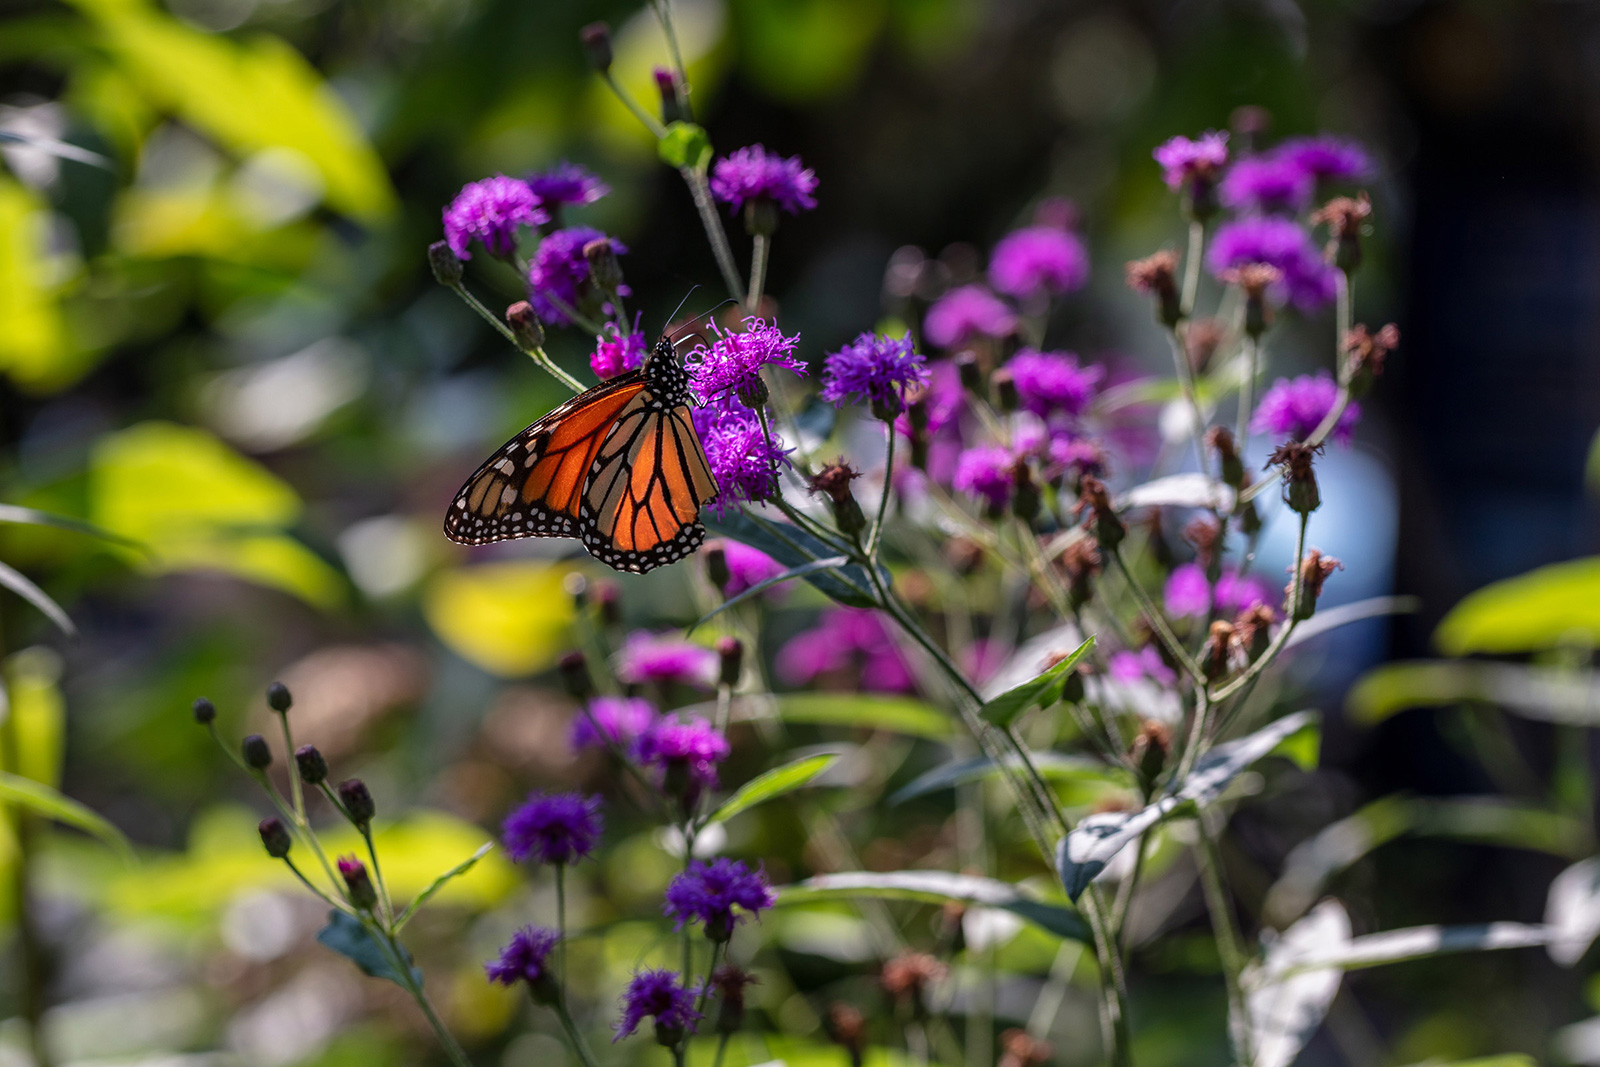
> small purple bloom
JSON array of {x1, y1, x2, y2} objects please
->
[
  {"x1": 1153, "y1": 131, "x2": 1229, "y2": 190},
  {"x1": 1251, "y1": 372, "x2": 1360, "y2": 444},
  {"x1": 820, "y1": 332, "x2": 929, "y2": 416},
  {"x1": 1109, "y1": 646, "x2": 1176, "y2": 686},
  {"x1": 485, "y1": 926, "x2": 560, "y2": 987},
  {"x1": 1219, "y1": 156, "x2": 1314, "y2": 215},
  {"x1": 502, "y1": 792, "x2": 603, "y2": 865},
  {"x1": 777, "y1": 607, "x2": 914, "y2": 694},
  {"x1": 442, "y1": 176, "x2": 546, "y2": 260},
  {"x1": 616, "y1": 969, "x2": 701, "y2": 1041},
  {"x1": 686, "y1": 317, "x2": 805, "y2": 405},
  {"x1": 1048, "y1": 434, "x2": 1108, "y2": 480},
  {"x1": 526, "y1": 161, "x2": 610, "y2": 209},
  {"x1": 528, "y1": 226, "x2": 629, "y2": 326},
  {"x1": 721, "y1": 540, "x2": 788, "y2": 597},
  {"x1": 1004, "y1": 349, "x2": 1104, "y2": 419},
  {"x1": 894, "y1": 359, "x2": 965, "y2": 439},
  {"x1": 1215, "y1": 570, "x2": 1273, "y2": 615},
  {"x1": 592, "y1": 322, "x2": 646, "y2": 379},
  {"x1": 571, "y1": 696, "x2": 657, "y2": 752},
  {"x1": 1165, "y1": 563, "x2": 1213, "y2": 618},
  {"x1": 1207, "y1": 216, "x2": 1337, "y2": 311},
  {"x1": 664, "y1": 857, "x2": 775, "y2": 938},
  {"x1": 692, "y1": 399, "x2": 790, "y2": 518},
  {"x1": 709, "y1": 145, "x2": 818, "y2": 215},
  {"x1": 989, "y1": 226, "x2": 1089, "y2": 300},
  {"x1": 637, "y1": 715, "x2": 731, "y2": 797},
  {"x1": 1277, "y1": 135, "x2": 1371, "y2": 184},
  {"x1": 953, "y1": 445, "x2": 1016, "y2": 510},
  {"x1": 923, "y1": 285, "x2": 1017, "y2": 349},
  {"x1": 616, "y1": 631, "x2": 719, "y2": 689}
]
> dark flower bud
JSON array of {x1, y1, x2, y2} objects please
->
[
  {"x1": 1185, "y1": 318, "x2": 1225, "y2": 375},
  {"x1": 882, "y1": 952, "x2": 947, "y2": 1018},
  {"x1": 1313, "y1": 193, "x2": 1371, "y2": 274},
  {"x1": 1141, "y1": 510, "x2": 1174, "y2": 570},
  {"x1": 427, "y1": 240, "x2": 463, "y2": 286},
  {"x1": 506, "y1": 301, "x2": 546, "y2": 350},
  {"x1": 827, "y1": 1003, "x2": 867, "y2": 1067},
  {"x1": 1289, "y1": 549, "x2": 1342, "y2": 621},
  {"x1": 991, "y1": 369, "x2": 1018, "y2": 413},
  {"x1": 192, "y1": 697, "x2": 216, "y2": 725},
  {"x1": 1011, "y1": 461, "x2": 1039, "y2": 524},
  {"x1": 558, "y1": 650, "x2": 594, "y2": 701},
  {"x1": 258, "y1": 816, "x2": 292, "y2": 858},
  {"x1": 1223, "y1": 264, "x2": 1281, "y2": 339},
  {"x1": 241, "y1": 734, "x2": 272, "y2": 770},
  {"x1": 1236, "y1": 496, "x2": 1263, "y2": 536},
  {"x1": 1234, "y1": 604, "x2": 1277, "y2": 661},
  {"x1": 711, "y1": 965, "x2": 757, "y2": 1034},
  {"x1": 654, "y1": 1020, "x2": 685, "y2": 1050},
  {"x1": 1207, "y1": 426, "x2": 1245, "y2": 489},
  {"x1": 338, "y1": 855, "x2": 378, "y2": 911},
  {"x1": 579, "y1": 21, "x2": 613, "y2": 72},
  {"x1": 705, "y1": 541, "x2": 730, "y2": 592},
  {"x1": 716, "y1": 636, "x2": 744, "y2": 688},
  {"x1": 955, "y1": 351, "x2": 981, "y2": 392},
  {"x1": 337, "y1": 778, "x2": 376, "y2": 827},
  {"x1": 266, "y1": 682, "x2": 292, "y2": 714},
  {"x1": 583, "y1": 238, "x2": 624, "y2": 294},
  {"x1": 1075, "y1": 475, "x2": 1124, "y2": 551},
  {"x1": 1183, "y1": 516, "x2": 1222, "y2": 576},
  {"x1": 736, "y1": 374, "x2": 769, "y2": 409},
  {"x1": 1130, "y1": 720, "x2": 1170, "y2": 795},
  {"x1": 294, "y1": 744, "x2": 327, "y2": 785},
  {"x1": 1267, "y1": 441, "x2": 1322, "y2": 516},
  {"x1": 808, "y1": 461, "x2": 866, "y2": 537},
  {"x1": 743, "y1": 199, "x2": 779, "y2": 238},
  {"x1": 999, "y1": 1028, "x2": 1055, "y2": 1067},
  {"x1": 653, "y1": 67, "x2": 686, "y2": 125},
  {"x1": 1125, "y1": 250, "x2": 1181, "y2": 328},
  {"x1": 1200, "y1": 620, "x2": 1237, "y2": 682},
  {"x1": 1058, "y1": 537, "x2": 1101, "y2": 610},
  {"x1": 1344, "y1": 323, "x2": 1399, "y2": 400},
  {"x1": 595, "y1": 581, "x2": 621, "y2": 626}
]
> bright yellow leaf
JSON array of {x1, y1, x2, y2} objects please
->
[{"x1": 423, "y1": 561, "x2": 576, "y2": 677}]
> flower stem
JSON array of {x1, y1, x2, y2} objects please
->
[
  {"x1": 712, "y1": 1033, "x2": 732, "y2": 1067},
  {"x1": 1166, "y1": 329, "x2": 1211, "y2": 478},
  {"x1": 602, "y1": 72, "x2": 667, "y2": 137},
  {"x1": 360, "y1": 824, "x2": 395, "y2": 926},
  {"x1": 554, "y1": 997, "x2": 603, "y2": 1067},
  {"x1": 682, "y1": 167, "x2": 748, "y2": 305},
  {"x1": 747, "y1": 232, "x2": 770, "y2": 312},
  {"x1": 1195, "y1": 812, "x2": 1251, "y2": 1062},
  {"x1": 863, "y1": 426, "x2": 896, "y2": 560},
  {"x1": 650, "y1": 0, "x2": 694, "y2": 118},
  {"x1": 447, "y1": 281, "x2": 584, "y2": 392},
  {"x1": 1237, "y1": 334, "x2": 1258, "y2": 461},
  {"x1": 556, "y1": 863, "x2": 568, "y2": 983},
  {"x1": 1181, "y1": 220, "x2": 1205, "y2": 317},
  {"x1": 1111, "y1": 546, "x2": 1204, "y2": 685}
]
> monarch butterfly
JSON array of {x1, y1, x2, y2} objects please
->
[{"x1": 443, "y1": 333, "x2": 719, "y2": 573}]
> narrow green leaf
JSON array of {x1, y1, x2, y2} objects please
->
[
  {"x1": 979, "y1": 636, "x2": 1095, "y2": 727},
  {"x1": 658, "y1": 121, "x2": 713, "y2": 170},
  {"x1": 0, "y1": 560, "x2": 74, "y2": 635},
  {"x1": 705, "y1": 754, "x2": 838, "y2": 826},
  {"x1": 689, "y1": 556, "x2": 849, "y2": 633},
  {"x1": 0, "y1": 503, "x2": 148, "y2": 554},
  {"x1": 890, "y1": 752, "x2": 1129, "y2": 806},
  {"x1": 768, "y1": 694, "x2": 951, "y2": 739},
  {"x1": 393, "y1": 842, "x2": 494, "y2": 931},
  {"x1": 1284, "y1": 595, "x2": 1420, "y2": 650},
  {"x1": 1348, "y1": 660, "x2": 1600, "y2": 727},
  {"x1": 778, "y1": 870, "x2": 1091, "y2": 943},
  {"x1": 316, "y1": 910, "x2": 422, "y2": 987},
  {"x1": 1270, "y1": 717, "x2": 1320, "y2": 771},
  {"x1": 1435, "y1": 556, "x2": 1600, "y2": 654},
  {"x1": 0, "y1": 771, "x2": 133, "y2": 863}
]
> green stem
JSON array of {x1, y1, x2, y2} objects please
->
[
  {"x1": 712, "y1": 1032, "x2": 732, "y2": 1067},
  {"x1": 748, "y1": 232, "x2": 770, "y2": 312},
  {"x1": 1195, "y1": 815, "x2": 1251, "y2": 1063},
  {"x1": 1081, "y1": 887, "x2": 1134, "y2": 1067},
  {"x1": 1166, "y1": 329, "x2": 1211, "y2": 478},
  {"x1": 682, "y1": 167, "x2": 748, "y2": 305},
  {"x1": 863, "y1": 427, "x2": 896, "y2": 560},
  {"x1": 554, "y1": 997, "x2": 603, "y2": 1067},
  {"x1": 1110, "y1": 828, "x2": 1152, "y2": 958},
  {"x1": 539, "y1": 287, "x2": 608, "y2": 337},
  {"x1": 282, "y1": 856, "x2": 346, "y2": 911},
  {"x1": 1111, "y1": 546, "x2": 1203, "y2": 684},
  {"x1": 360, "y1": 825, "x2": 394, "y2": 927},
  {"x1": 602, "y1": 71, "x2": 667, "y2": 137},
  {"x1": 447, "y1": 282, "x2": 584, "y2": 393},
  {"x1": 1181, "y1": 219, "x2": 1205, "y2": 317},
  {"x1": 557, "y1": 863, "x2": 568, "y2": 983},
  {"x1": 370, "y1": 919, "x2": 473, "y2": 1067},
  {"x1": 1237, "y1": 334, "x2": 1258, "y2": 461},
  {"x1": 651, "y1": 0, "x2": 694, "y2": 118}
]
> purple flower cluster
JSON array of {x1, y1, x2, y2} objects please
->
[
  {"x1": 778, "y1": 607, "x2": 914, "y2": 693},
  {"x1": 1251, "y1": 372, "x2": 1360, "y2": 443},
  {"x1": 591, "y1": 322, "x2": 646, "y2": 379},
  {"x1": 923, "y1": 285, "x2": 1017, "y2": 349},
  {"x1": 1218, "y1": 135, "x2": 1371, "y2": 215},
  {"x1": 616, "y1": 969, "x2": 700, "y2": 1041},
  {"x1": 1004, "y1": 349, "x2": 1103, "y2": 419},
  {"x1": 527, "y1": 226, "x2": 629, "y2": 325},
  {"x1": 616, "y1": 631, "x2": 719, "y2": 689},
  {"x1": 686, "y1": 317, "x2": 805, "y2": 405},
  {"x1": 526, "y1": 161, "x2": 610, "y2": 210},
  {"x1": 1163, "y1": 563, "x2": 1274, "y2": 619},
  {"x1": 820, "y1": 332, "x2": 929, "y2": 417},
  {"x1": 636, "y1": 714, "x2": 731, "y2": 797},
  {"x1": 501, "y1": 791, "x2": 603, "y2": 866},
  {"x1": 571, "y1": 695, "x2": 658, "y2": 752},
  {"x1": 710, "y1": 145, "x2": 818, "y2": 215},
  {"x1": 989, "y1": 225, "x2": 1089, "y2": 300},
  {"x1": 1108, "y1": 645, "x2": 1176, "y2": 686},
  {"x1": 1277, "y1": 135, "x2": 1371, "y2": 184},
  {"x1": 1153, "y1": 131, "x2": 1229, "y2": 190},
  {"x1": 442, "y1": 176, "x2": 546, "y2": 260},
  {"x1": 953, "y1": 445, "x2": 1017, "y2": 511},
  {"x1": 720, "y1": 540, "x2": 788, "y2": 597},
  {"x1": 1207, "y1": 216, "x2": 1336, "y2": 310},
  {"x1": 663, "y1": 858, "x2": 775, "y2": 938},
  {"x1": 692, "y1": 397, "x2": 791, "y2": 518},
  {"x1": 484, "y1": 926, "x2": 560, "y2": 987}
]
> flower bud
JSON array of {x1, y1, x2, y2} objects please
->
[
  {"x1": 1207, "y1": 426, "x2": 1244, "y2": 489},
  {"x1": 1235, "y1": 604, "x2": 1276, "y2": 661},
  {"x1": 716, "y1": 636, "x2": 743, "y2": 688},
  {"x1": 192, "y1": 697, "x2": 216, "y2": 725},
  {"x1": 579, "y1": 21, "x2": 613, "y2": 72},
  {"x1": 1010, "y1": 460, "x2": 1039, "y2": 524},
  {"x1": 1223, "y1": 264, "x2": 1281, "y2": 339},
  {"x1": 653, "y1": 67, "x2": 686, "y2": 124},
  {"x1": 583, "y1": 237, "x2": 624, "y2": 294},
  {"x1": 705, "y1": 541, "x2": 730, "y2": 592},
  {"x1": 1185, "y1": 173, "x2": 1220, "y2": 224},
  {"x1": 809, "y1": 462, "x2": 866, "y2": 538},
  {"x1": 955, "y1": 351, "x2": 981, "y2": 392},
  {"x1": 1268, "y1": 441, "x2": 1322, "y2": 516},
  {"x1": 711, "y1": 965, "x2": 757, "y2": 1034},
  {"x1": 241, "y1": 734, "x2": 272, "y2": 770},
  {"x1": 654, "y1": 1020, "x2": 685, "y2": 1050},
  {"x1": 827, "y1": 1003, "x2": 867, "y2": 1067},
  {"x1": 991, "y1": 369, "x2": 1018, "y2": 413},
  {"x1": 1125, "y1": 250, "x2": 1181, "y2": 328},
  {"x1": 743, "y1": 199, "x2": 779, "y2": 238},
  {"x1": 506, "y1": 300, "x2": 545, "y2": 350},
  {"x1": 258, "y1": 816, "x2": 292, "y2": 858},
  {"x1": 1313, "y1": 193, "x2": 1371, "y2": 275},
  {"x1": 1185, "y1": 318, "x2": 1225, "y2": 375},
  {"x1": 736, "y1": 374, "x2": 770, "y2": 409},
  {"x1": 266, "y1": 681, "x2": 292, "y2": 714},
  {"x1": 1200, "y1": 620, "x2": 1236, "y2": 682},
  {"x1": 1183, "y1": 516, "x2": 1222, "y2": 578},
  {"x1": 1343, "y1": 323, "x2": 1398, "y2": 400},
  {"x1": 295, "y1": 744, "x2": 328, "y2": 785},
  {"x1": 338, "y1": 855, "x2": 378, "y2": 911},
  {"x1": 428, "y1": 240, "x2": 463, "y2": 286},
  {"x1": 558, "y1": 650, "x2": 594, "y2": 701},
  {"x1": 1075, "y1": 475, "x2": 1124, "y2": 551},
  {"x1": 1289, "y1": 549, "x2": 1342, "y2": 622},
  {"x1": 595, "y1": 581, "x2": 621, "y2": 626},
  {"x1": 337, "y1": 778, "x2": 376, "y2": 827},
  {"x1": 1058, "y1": 538, "x2": 1100, "y2": 611}
]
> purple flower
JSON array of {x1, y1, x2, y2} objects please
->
[
  {"x1": 528, "y1": 226, "x2": 629, "y2": 326},
  {"x1": 989, "y1": 226, "x2": 1089, "y2": 300},
  {"x1": 1048, "y1": 434, "x2": 1108, "y2": 480},
  {"x1": 502, "y1": 792, "x2": 603, "y2": 865},
  {"x1": 1165, "y1": 563, "x2": 1212, "y2": 618},
  {"x1": 636, "y1": 715, "x2": 731, "y2": 798},
  {"x1": 1108, "y1": 646, "x2": 1176, "y2": 686},
  {"x1": 953, "y1": 445, "x2": 1016, "y2": 510},
  {"x1": 820, "y1": 332, "x2": 930, "y2": 417},
  {"x1": 664, "y1": 858, "x2": 775, "y2": 939},
  {"x1": 777, "y1": 607, "x2": 914, "y2": 693},
  {"x1": 442, "y1": 176, "x2": 546, "y2": 260},
  {"x1": 1215, "y1": 570, "x2": 1273, "y2": 615},
  {"x1": 692, "y1": 399, "x2": 790, "y2": 518},
  {"x1": 894, "y1": 359, "x2": 965, "y2": 439},
  {"x1": 616, "y1": 969, "x2": 701, "y2": 1041},
  {"x1": 571, "y1": 696, "x2": 657, "y2": 752},
  {"x1": 721, "y1": 540, "x2": 788, "y2": 597},
  {"x1": 686, "y1": 317, "x2": 805, "y2": 406},
  {"x1": 1207, "y1": 216, "x2": 1337, "y2": 311},
  {"x1": 1004, "y1": 349, "x2": 1104, "y2": 419},
  {"x1": 592, "y1": 322, "x2": 646, "y2": 379},
  {"x1": 616, "y1": 631, "x2": 718, "y2": 689},
  {"x1": 709, "y1": 145, "x2": 818, "y2": 215},
  {"x1": 1277, "y1": 135, "x2": 1371, "y2": 184},
  {"x1": 1153, "y1": 131, "x2": 1229, "y2": 190},
  {"x1": 526, "y1": 161, "x2": 609, "y2": 209},
  {"x1": 1219, "y1": 156, "x2": 1314, "y2": 215},
  {"x1": 1251, "y1": 372, "x2": 1360, "y2": 444},
  {"x1": 485, "y1": 926, "x2": 560, "y2": 987},
  {"x1": 923, "y1": 286, "x2": 1017, "y2": 349}
]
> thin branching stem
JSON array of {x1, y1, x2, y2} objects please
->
[
  {"x1": 447, "y1": 282, "x2": 584, "y2": 392},
  {"x1": 1111, "y1": 546, "x2": 1204, "y2": 684}
]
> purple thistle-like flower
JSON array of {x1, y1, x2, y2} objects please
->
[
  {"x1": 1215, "y1": 570, "x2": 1273, "y2": 614},
  {"x1": 636, "y1": 715, "x2": 731, "y2": 797},
  {"x1": 1219, "y1": 156, "x2": 1314, "y2": 215},
  {"x1": 1165, "y1": 563, "x2": 1213, "y2": 618},
  {"x1": 615, "y1": 969, "x2": 701, "y2": 1041},
  {"x1": 709, "y1": 145, "x2": 819, "y2": 215},
  {"x1": 722, "y1": 540, "x2": 788, "y2": 597},
  {"x1": 1048, "y1": 434, "x2": 1108, "y2": 480},
  {"x1": 502, "y1": 792, "x2": 603, "y2": 865},
  {"x1": 686, "y1": 318, "x2": 805, "y2": 405},
  {"x1": 953, "y1": 445, "x2": 1016, "y2": 510},
  {"x1": 1108, "y1": 646, "x2": 1176, "y2": 686},
  {"x1": 1153, "y1": 131, "x2": 1229, "y2": 190},
  {"x1": 1005, "y1": 349, "x2": 1104, "y2": 419},
  {"x1": 777, "y1": 607, "x2": 914, "y2": 693},
  {"x1": 526, "y1": 161, "x2": 610, "y2": 209},
  {"x1": 484, "y1": 926, "x2": 560, "y2": 987},
  {"x1": 691, "y1": 399, "x2": 790, "y2": 517},
  {"x1": 1277, "y1": 135, "x2": 1371, "y2": 184},
  {"x1": 442, "y1": 176, "x2": 547, "y2": 260},
  {"x1": 592, "y1": 322, "x2": 646, "y2": 379},
  {"x1": 571, "y1": 695, "x2": 658, "y2": 752},
  {"x1": 923, "y1": 285, "x2": 1017, "y2": 349},
  {"x1": 820, "y1": 332, "x2": 929, "y2": 416},
  {"x1": 664, "y1": 858, "x2": 775, "y2": 939},
  {"x1": 989, "y1": 226, "x2": 1090, "y2": 300},
  {"x1": 894, "y1": 359, "x2": 965, "y2": 440},
  {"x1": 616, "y1": 631, "x2": 718, "y2": 689},
  {"x1": 1252, "y1": 372, "x2": 1360, "y2": 444},
  {"x1": 528, "y1": 226, "x2": 629, "y2": 325},
  {"x1": 1207, "y1": 216, "x2": 1337, "y2": 311}
]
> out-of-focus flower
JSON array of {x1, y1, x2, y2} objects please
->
[
  {"x1": 953, "y1": 445, "x2": 1017, "y2": 511},
  {"x1": 527, "y1": 161, "x2": 610, "y2": 210},
  {"x1": 988, "y1": 226, "x2": 1089, "y2": 300},
  {"x1": 686, "y1": 317, "x2": 804, "y2": 406},
  {"x1": 1164, "y1": 563, "x2": 1213, "y2": 618},
  {"x1": 1153, "y1": 131, "x2": 1229, "y2": 190},
  {"x1": 616, "y1": 631, "x2": 719, "y2": 689},
  {"x1": 571, "y1": 696, "x2": 657, "y2": 752},
  {"x1": 1108, "y1": 645, "x2": 1176, "y2": 686},
  {"x1": 591, "y1": 321, "x2": 647, "y2": 379},
  {"x1": 443, "y1": 176, "x2": 546, "y2": 259},
  {"x1": 1048, "y1": 435, "x2": 1108, "y2": 482},
  {"x1": 896, "y1": 360, "x2": 965, "y2": 439},
  {"x1": 965, "y1": 639, "x2": 1009, "y2": 684},
  {"x1": 710, "y1": 145, "x2": 819, "y2": 215},
  {"x1": 1004, "y1": 349, "x2": 1103, "y2": 419},
  {"x1": 528, "y1": 226, "x2": 629, "y2": 325},
  {"x1": 485, "y1": 926, "x2": 560, "y2": 992},
  {"x1": 616, "y1": 969, "x2": 701, "y2": 1041},
  {"x1": 1219, "y1": 156, "x2": 1314, "y2": 215},
  {"x1": 820, "y1": 332, "x2": 929, "y2": 419},
  {"x1": 778, "y1": 607, "x2": 914, "y2": 693},
  {"x1": 1251, "y1": 372, "x2": 1360, "y2": 444},
  {"x1": 1207, "y1": 216, "x2": 1336, "y2": 310},
  {"x1": 502, "y1": 792, "x2": 603, "y2": 865},
  {"x1": 1214, "y1": 570, "x2": 1273, "y2": 614},
  {"x1": 636, "y1": 715, "x2": 731, "y2": 799},
  {"x1": 923, "y1": 285, "x2": 1018, "y2": 348},
  {"x1": 720, "y1": 540, "x2": 788, "y2": 597},
  {"x1": 692, "y1": 398, "x2": 791, "y2": 517},
  {"x1": 664, "y1": 858, "x2": 775, "y2": 940},
  {"x1": 1277, "y1": 135, "x2": 1371, "y2": 184}
]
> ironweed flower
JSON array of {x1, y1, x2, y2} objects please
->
[
  {"x1": 709, "y1": 145, "x2": 818, "y2": 216},
  {"x1": 988, "y1": 225, "x2": 1089, "y2": 300},
  {"x1": 820, "y1": 332, "x2": 929, "y2": 420},
  {"x1": 485, "y1": 926, "x2": 561, "y2": 1003},
  {"x1": 570, "y1": 695, "x2": 657, "y2": 752},
  {"x1": 663, "y1": 857, "x2": 775, "y2": 941},
  {"x1": 1164, "y1": 563, "x2": 1212, "y2": 618},
  {"x1": 591, "y1": 321, "x2": 646, "y2": 379},
  {"x1": 686, "y1": 317, "x2": 804, "y2": 407},
  {"x1": 1004, "y1": 348, "x2": 1103, "y2": 419},
  {"x1": 1207, "y1": 216, "x2": 1336, "y2": 311},
  {"x1": 637, "y1": 715, "x2": 730, "y2": 801},
  {"x1": 1109, "y1": 645, "x2": 1176, "y2": 686},
  {"x1": 502, "y1": 791, "x2": 603, "y2": 866},
  {"x1": 1252, "y1": 373, "x2": 1360, "y2": 444},
  {"x1": 528, "y1": 226, "x2": 629, "y2": 326},
  {"x1": 527, "y1": 160, "x2": 609, "y2": 211},
  {"x1": 615, "y1": 969, "x2": 701, "y2": 1043},
  {"x1": 720, "y1": 540, "x2": 786, "y2": 596},
  {"x1": 692, "y1": 398, "x2": 791, "y2": 515},
  {"x1": 616, "y1": 631, "x2": 718, "y2": 689},
  {"x1": 778, "y1": 607, "x2": 913, "y2": 693},
  {"x1": 1216, "y1": 569, "x2": 1273, "y2": 614},
  {"x1": 1153, "y1": 131, "x2": 1229, "y2": 191},
  {"x1": 953, "y1": 445, "x2": 1017, "y2": 513},
  {"x1": 1219, "y1": 155, "x2": 1314, "y2": 215},
  {"x1": 923, "y1": 285, "x2": 1017, "y2": 348},
  {"x1": 1277, "y1": 135, "x2": 1371, "y2": 184},
  {"x1": 443, "y1": 176, "x2": 546, "y2": 260}
]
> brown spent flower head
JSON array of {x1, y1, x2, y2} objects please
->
[
  {"x1": 808, "y1": 460, "x2": 861, "y2": 505},
  {"x1": 1313, "y1": 192, "x2": 1372, "y2": 272},
  {"x1": 1126, "y1": 250, "x2": 1181, "y2": 327},
  {"x1": 999, "y1": 1028, "x2": 1055, "y2": 1067},
  {"x1": 881, "y1": 952, "x2": 948, "y2": 1004},
  {"x1": 827, "y1": 1003, "x2": 867, "y2": 1065},
  {"x1": 1234, "y1": 603, "x2": 1278, "y2": 660},
  {"x1": 1289, "y1": 549, "x2": 1343, "y2": 620},
  {"x1": 1267, "y1": 440, "x2": 1324, "y2": 515},
  {"x1": 1185, "y1": 317, "x2": 1226, "y2": 375},
  {"x1": 1058, "y1": 535, "x2": 1102, "y2": 610},
  {"x1": 1183, "y1": 516, "x2": 1223, "y2": 572},
  {"x1": 710, "y1": 964, "x2": 758, "y2": 1033},
  {"x1": 1344, "y1": 322, "x2": 1400, "y2": 398},
  {"x1": 1222, "y1": 264, "x2": 1282, "y2": 338},
  {"x1": 1075, "y1": 474, "x2": 1125, "y2": 551},
  {"x1": 1207, "y1": 425, "x2": 1244, "y2": 488},
  {"x1": 1201, "y1": 620, "x2": 1237, "y2": 681},
  {"x1": 1131, "y1": 719, "x2": 1171, "y2": 790}
]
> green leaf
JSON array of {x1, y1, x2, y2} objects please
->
[
  {"x1": 1270, "y1": 716, "x2": 1320, "y2": 771},
  {"x1": 1246, "y1": 899, "x2": 1348, "y2": 1067},
  {"x1": 890, "y1": 752, "x2": 1130, "y2": 806},
  {"x1": 316, "y1": 910, "x2": 422, "y2": 987},
  {"x1": 1284, "y1": 595, "x2": 1420, "y2": 650},
  {"x1": 689, "y1": 556, "x2": 849, "y2": 633},
  {"x1": 1434, "y1": 556, "x2": 1600, "y2": 655},
  {"x1": 705, "y1": 753, "x2": 838, "y2": 826},
  {"x1": 707, "y1": 511, "x2": 881, "y2": 608},
  {"x1": 1348, "y1": 660, "x2": 1600, "y2": 727},
  {"x1": 768, "y1": 694, "x2": 951, "y2": 739},
  {"x1": 979, "y1": 637, "x2": 1095, "y2": 727},
  {"x1": 1117, "y1": 474, "x2": 1233, "y2": 512},
  {"x1": 1547, "y1": 857, "x2": 1600, "y2": 967},
  {"x1": 0, "y1": 503, "x2": 147, "y2": 554},
  {"x1": 0, "y1": 560, "x2": 73, "y2": 635},
  {"x1": 657, "y1": 121, "x2": 713, "y2": 171},
  {"x1": 0, "y1": 771, "x2": 134, "y2": 863},
  {"x1": 778, "y1": 870, "x2": 1091, "y2": 943},
  {"x1": 393, "y1": 842, "x2": 494, "y2": 931}
]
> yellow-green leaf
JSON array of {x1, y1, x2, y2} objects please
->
[
  {"x1": 0, "y1": 178, "x2": 70, "y2": 391},
  {"x1": 423, "y1": 561, "x2": 576, "y2": 677},
  {"x1": 1435, "y1": 557, "x2": 1600, "y2": 655}
]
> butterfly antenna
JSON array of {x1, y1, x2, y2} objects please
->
[{"x1": 662, "y1": 285, "x2": 703, "y2": 336}]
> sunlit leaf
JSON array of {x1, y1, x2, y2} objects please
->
[
  {"x1": 658, "y1": 121, "x2": 712, "y2": 170},
  {"x1": 1117, "y1": 473, "x2": 1233, "y2": 512},
  {"x1": 705, "y1": 753, "x2": 838, "y2": 825},
  {"x1": 1244, "y1": 899, "x2": 1349, "y2": 1067},
  {"x1": 317, "y1": 909, "x2": 422, "y2": 987},
  {"x1": 4, "y1": 648, "x2": 65, "y2": 788},
  {"x1": 422, "y1": 561, "x2": 576, "y2": 677},
  {"x1": 779, "y1": 869, "x2": 1091, "y2": 943},
  {"x1": 1348, "y1": 660, "x2": 1600, "y2": 727},
  {"x1": 979, "y1": 636, "x2": 1094, "y2": 727},
  {"x1": 0, "y1": 177, "x2": 70, "y2": 390},
  {"x1": 707, "y1": 511, "x2": 880, "y2": 607},
  {"x1": 1547, "y1": 857, "x2": 1600, "y2": 967},
  {"x1": 762, "y1": 693, "x2": 951, "y2": 739},
  {"x1": 1434, "y1": 556, "x2": 1600, "y2": 655},
  {"x1": 0, "y1": 771, "x2": 134, "y2": 863},
  {"x1": 393, "y1": 842, "x2": 494, "y2": 931}
]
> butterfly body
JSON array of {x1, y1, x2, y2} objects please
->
[{"x1": 444, "y1": 336, "x2": 719, "y2": 573}]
